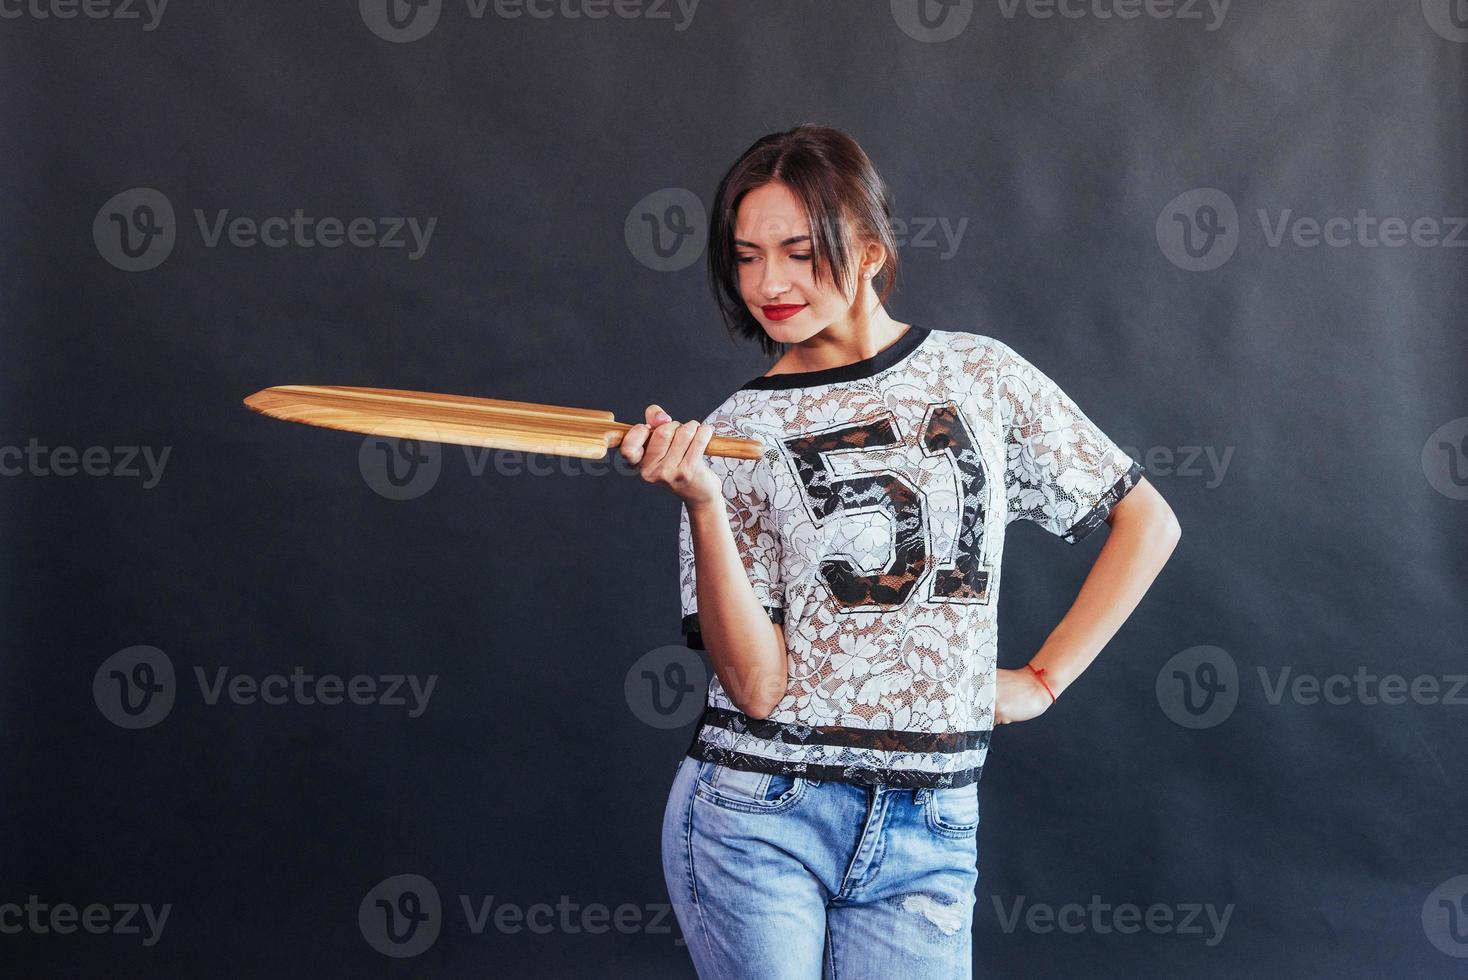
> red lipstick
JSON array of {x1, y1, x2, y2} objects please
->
[{"x1": 762, "y1": 304, "x2": 806, "y2": 321}]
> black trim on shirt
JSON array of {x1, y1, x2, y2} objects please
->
[
  {"x1": 681, "y1": 607, "x2": 784, "y2": 650},
  {"x1": 682, "y1": 706, "x2": 993, "y2": 790},
  {"x1": 689, "y1": 742, "x2": 985, "y2": 789},
  {"x1": 740, "y1": 324, "x2": 932, "y2": 391},
  {"x1": 1061, "y1": 458, "x2": 1145, "y2": 545},
  {"x1": 696, "y1": 704, "x2": 989, "y2": 753}
]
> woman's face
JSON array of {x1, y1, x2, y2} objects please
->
[{"x1": 733, "y1": 181, "x2": 869, "y2": 346}]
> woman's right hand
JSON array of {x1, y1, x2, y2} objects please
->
[{"x1": 619, "y1": 403, "x2": 722, "y2": 508}]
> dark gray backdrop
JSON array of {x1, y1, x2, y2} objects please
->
[{"x1": 4, "y1": 0, "x2": 1466, "y2": 976}]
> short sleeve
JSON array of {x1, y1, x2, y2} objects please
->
[
  {"x1": 678, "y1": 449, "x2": 786, "y2": 649},
  {"x1": 995, "y1": 340, "x2": 1144, "y2": 545}
]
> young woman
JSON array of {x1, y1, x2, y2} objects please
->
[{"x1": 619, "y1": 124, "x2": 1181, "y2": 979}]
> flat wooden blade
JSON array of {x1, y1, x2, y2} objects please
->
[
  {"x1": 244, "y1": 385, "x2": 617, "y2": 459},
  {"x1": 242, "y1": 384, "x2": 766, "y2": 461}
]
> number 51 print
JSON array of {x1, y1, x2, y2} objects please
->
[{"x1": 781, "y1": 402, "x2": 994, "y2": 611}]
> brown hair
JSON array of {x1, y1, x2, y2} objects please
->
[{"x1": 707, "y1": 124, "x2": 901, "y2": 359}]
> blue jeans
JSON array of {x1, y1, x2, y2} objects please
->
[{"x1": 661, "y1": 754, "x2": 979, "y2": 979}]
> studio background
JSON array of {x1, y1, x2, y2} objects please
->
[{"x1": 3, "y1": 1, "x2": 1466, "y2": 976}]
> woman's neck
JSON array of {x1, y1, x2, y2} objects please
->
[{"x1": 765, "y1": 308, "x2": 909, "y2": 377}]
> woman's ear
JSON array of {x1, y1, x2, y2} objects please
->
[{"x1": 860, "y1": 237, "x2": 888, "y2": 280}]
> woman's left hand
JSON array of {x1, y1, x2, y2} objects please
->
[{"x1": 995, "y1": 667, "x2": 1055, "y2": 725}]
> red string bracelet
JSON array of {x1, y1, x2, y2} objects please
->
[{"x1": 1027, "y1": 663, "x2": 1058, "y2": 703}]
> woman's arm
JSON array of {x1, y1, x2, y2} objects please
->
[
  {"x1": 687, "y1": 497, "x2": 789, "y2": 720},
  {"x1": 996, "y1": 476, "x2": 1182, "y2": 723},
  {"x1": 620, "y1": 402, "x2": 789, "y2": 722}
]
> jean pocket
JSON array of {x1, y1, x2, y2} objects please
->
[
  {"x1": 694, "y1": 761, "x2": 807, "y2": 813},
  {"x1": 924, "y1": 783, "x2": 979, "y2": 838}
]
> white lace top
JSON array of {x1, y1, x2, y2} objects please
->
[{"x1": 677, "y1": 325, "x2": 1142, "y2": 788}]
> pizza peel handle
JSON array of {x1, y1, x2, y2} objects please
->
[{"x1": 242, "y1": 385, "x2": 765, "y2": 461}]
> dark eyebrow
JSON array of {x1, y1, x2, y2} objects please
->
[{"x1": 733, "y1": 235, "x2": 812, "y2": 248}]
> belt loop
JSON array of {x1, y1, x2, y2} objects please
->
[{"x1": 915, "y1": 787, "x2": 931, "y2": 804}]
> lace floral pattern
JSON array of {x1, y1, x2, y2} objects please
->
[
  {"x1": 995, "y1": 338, "x2": 1145, "y2": 543},
  {"x1": 677, "y1": 328, "x2": 1140, "y2": 788}
]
